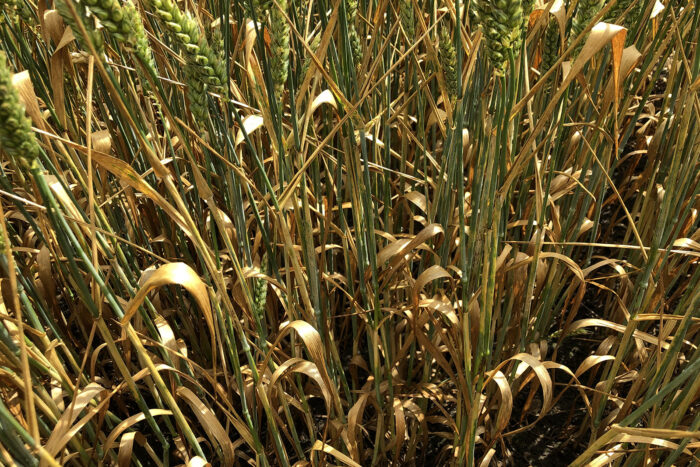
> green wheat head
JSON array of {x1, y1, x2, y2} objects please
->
[
  {"x1": 184, "y1": 66, "x2": 209, "y2": 125},
  {"x1": 570, "y1": 0, "x2": 604, "y2": 53},
  {"x1": 254, "y1": 253, "x2": 269, "y2": 319},
  {"x1": 1, "y1": 0, "x2": 33, "y2": 24},
  {"x1": 145, "y1": 0, "x2": 227, "y2": 123},
  {"x1": 345, "y1": 0, "x2": 362, "y2": 67},
  {"x1": 300, "y1": 33, "x2": 321, "y2": 79},
  {"x1": 269, "y1": 0, "x2": 290, "y2": 101},
  {"x1": 83, "y1": 0, "x2": 133, "y2": 44},
  {"x1": 521, "y1": 0, "x2": 534, "y2": 31},
  {"x1": 400, "y1": 0, "x2": 415, "y2": 40},
  {"x1": 55, "y1": 0, "x2": 105, "y2": 54},
  {"x1": 439, "y1": 28, "x2": 458, "y2": 100},
  {"x1": 147, "y1": 0, "x2": 227, "y2": 88},
  {"x1": 475, "y1": 0, "x2": 524, "y2": 74},
  {"x1": 78, "y1": 0, "x2": 156, "y2": 69},
  {"x1": 0, "y1": 52, "x2": 40, "y2": 167},
  {"x1": 606, "y1": 0, "x2": 643, "y2": 28},
  {"x1": 122, "y1": 1, "x2": 157, "y2": 71},
  {"x1": 541, "y1": 17, "x2": 560, "y2": 75}
]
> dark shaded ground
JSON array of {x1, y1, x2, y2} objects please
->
[
  {"x1": 506, "y1": 396, "x2": 588, "y2": 466},
  {"x1": 505, "y1": 284, "x2": 605, "y2": 466},
  {"x1": 505, "y1": 336, "x2": 596, "y2": 466}
]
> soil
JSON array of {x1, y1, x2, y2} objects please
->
[{"x1": 504, "y1": 336, "x2": 595, "y2": 466}]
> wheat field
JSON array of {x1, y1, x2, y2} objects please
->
[{"x1": 0, "y1": 0, "x2": 698, "y2": 465}]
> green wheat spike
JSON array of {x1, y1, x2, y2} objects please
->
[
  {"x1": 522, "y1": 0, "x2": 535, "y2": 32},
  {"x1": 541, "y1": 17, "x2": 560, "y2": 75},
  {"x1": 269, "y1": 0, "x2": 290, "y2": 101},
  {"x1": 77, "y1": 0, "x2": 157, "y2": 71},
  {"x1": 400, "y1": 0, "x2": 415, "y2": 40},
  {"x1": 145, "y1": 0, "x2": 227, "y2": 90},
  {"x1": 145, "y1": 0, "x2": 227, "y2": 123},
  {"x1": 439, "y1": 28, "x2": 458, "y2": 101},
  {"x1": 300, "y1": 33, "x2": 321, "y2": 79},
  {"x1": 474, "y1": 0, "x2": 524, "y2": 74},
  {"x1": 605, "y1": 0, "x2": 643, "y2": 28},
  {"x1": 55, "y1": 0, "x2": 105, "y2": 55},
  {"x1": 0, "y1": 51, "x2": 40, "y2": 168},
  {"x1": 345, "y1": 0, "x2": 362, "y2": 67},
  {"x1": 570, "y1": 0, "x2": 604, "y2": 54}
]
